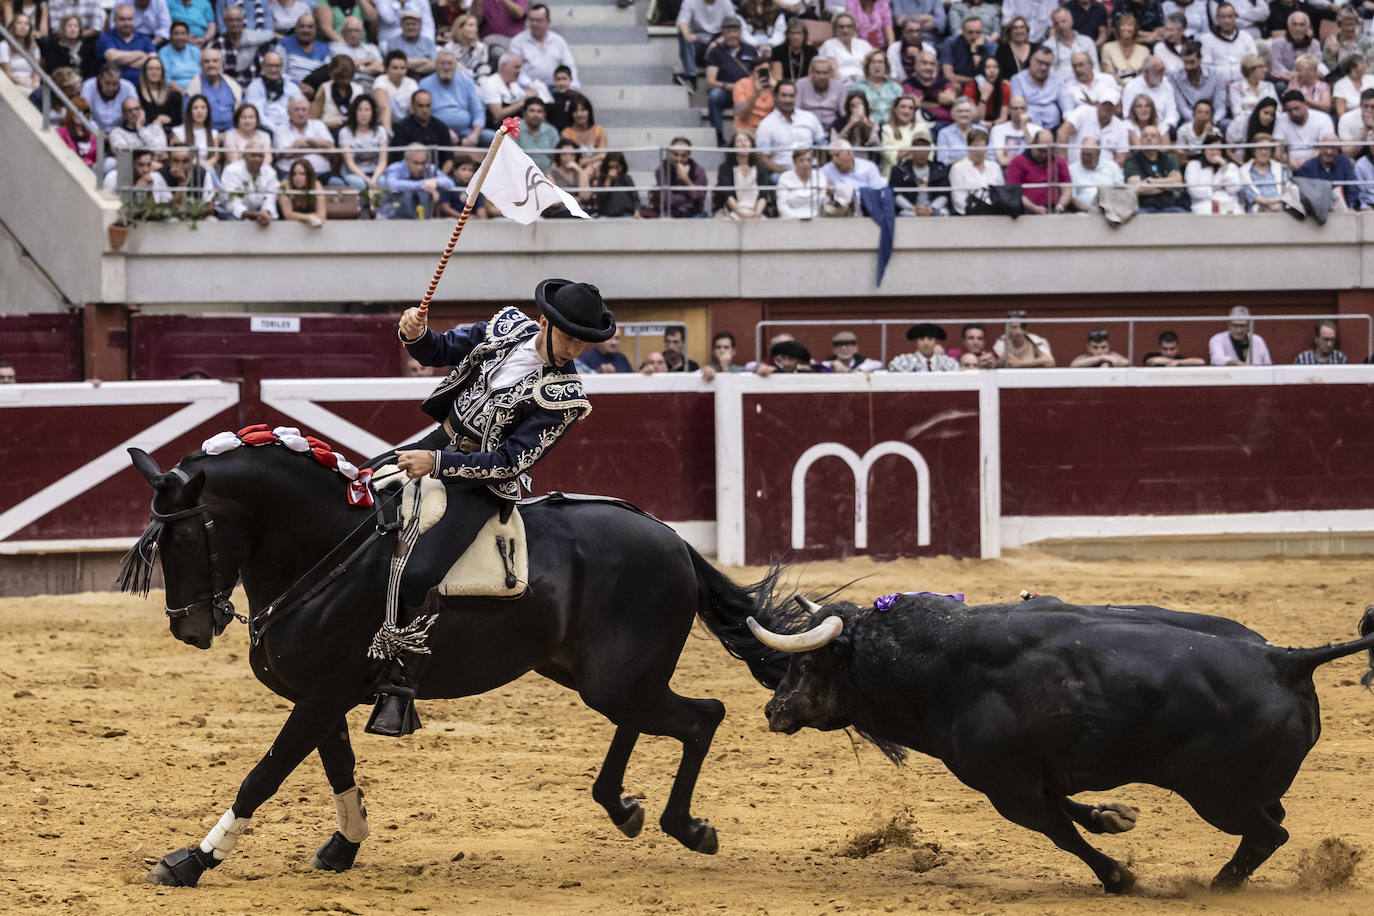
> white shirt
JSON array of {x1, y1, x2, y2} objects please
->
[
  {"x1": 988, "y1": 119, "x2": 1042, "y2": 161},
  {"x1": 819, "y1": 157, "x2": 885, "y2": 191},
  {"x1": 1123, "y1": 73, "x2": 1181, "y2": 128},
  {"x1": 1062, "y1": 105, "x2": 1130, "y2": 164},
  {"x1": 374, "y1": 74, "x2": 419, "y2": 124},
  {"x1": 676, "y1": 0, "x2": 736, "y2": 34},
  {"x1": 818, "y1": 36, "x2": 874, "y2": 83},
  {"x1": 1332, "y1": 74, "x2": 1374, "y2": 116},
  {"x1": 1154, "y1": 40, "x2": 1185, "y2": 73},
  {"x1": 1069, "y1": 157, "x2": 1124, "y2": 205},
  {"x1": 757, "y1": 108, "x2": 825, "y2": 168},
  {"x1": 1199, "y1": 29, "x2": 1256, "y2": 84},
  {"x1": 1067, "y1": 71, "x2": 1119, "y2": 107},
  {"x1": 218, "y1": 159, "x2": 280, "y2": 218},
  {"x1": 775, "y1": 168, "x2": 826, "y2": 218},
  {"x1": 102, "y1": 168, "x2": 172, "y2": 202},
  {"x1": 947, "y1": 157, "x2": 1004, "y2": 214},
  {"x1": 244, "y1": 76, "x2": 305, "y2": 135},
  {"x1": 1184, "y1": 158, "x2": 1243, "y2": 213},
  {"x1": 276, "y1": 117, "x2": 335, "y2": 175},
  {"x1": 1275, "y1": 109, "x2": 1336, "y2": 165},
  {"x1": 375, "y1": 0, "x2": 435, "y2": 46},
  {"x1": 477, "y1": 72, "x2": 551, "y2": 109},
  {"x1": 488, "y1": 335, "x2": 545, "y2": 390},
  {"x1": 108, "y1": 122, "x2": 169, "y2": 151},
  {"x1": 508, "y1": 29, "x2": 579, "y2": 88},
  {"x1": 1048, "y1": 32, "x2": 1098, "y2": 84},
  {"x1": 1338, "y1": 108, "x2": 1374, "y2": 147}
]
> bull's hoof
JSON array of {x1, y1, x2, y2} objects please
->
[
  {"x1": 612, "y1": 800, "x2": 645, "y2": 838},
  {"x1": 311, "y1": 831, "x2": 361, "y2": 872},
  {"x1": 147, "y1": 846, "x2": 218, "y2": 887},
  {"x1": 1092, "y1": 803, "x2": 1139, "y2": 834},
  {"x1": 1102, "y1": 864, "x2": 1137, "y2": 895}
]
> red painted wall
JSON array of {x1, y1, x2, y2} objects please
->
[{"x1": 0, "y1": 314, "x2": 83, "y2": 382}]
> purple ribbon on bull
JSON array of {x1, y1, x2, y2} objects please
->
[{"x1": 874, "y1": 591, "x2": 965, "y2": 612}]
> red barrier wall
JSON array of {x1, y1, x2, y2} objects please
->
[{"x1": 0, "y1": 314, "x2": 83, "y2": 382}]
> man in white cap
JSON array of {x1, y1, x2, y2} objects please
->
[
  {"x1": 1208, "y1": 306, "x2": 1272, "y2": 366},
  {"x1": 1056, "y1": 82, "x2": 1128, "y2": 165}
]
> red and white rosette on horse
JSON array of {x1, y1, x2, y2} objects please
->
[{"x1": 201, "y1": 425, "x2": 374, "y2": 507}]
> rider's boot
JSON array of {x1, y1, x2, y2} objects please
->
[{"x1": 365, "y1": 590, "x2": 439, "y2": 738}]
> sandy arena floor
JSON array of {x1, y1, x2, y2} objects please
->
[{"x1": 2, "y1": 552, "x2": 1372, "y2": 915}]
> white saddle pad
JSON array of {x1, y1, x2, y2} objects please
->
[{"x1": 375, "y1": 466, "x2": 528, "y2": 598}]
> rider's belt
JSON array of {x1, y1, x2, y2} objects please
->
[{"x1": 442, "y1": 418, "x2": 479, "y2": 453}]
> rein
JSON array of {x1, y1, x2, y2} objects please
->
[{"x1": 153, "y1": 468, "x2": 244, "y2": 634}]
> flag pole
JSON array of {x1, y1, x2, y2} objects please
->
[{"x1": 417, "y1": 116, "x2": 522, "y2": 324}]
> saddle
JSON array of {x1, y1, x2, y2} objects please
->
[{"x1": 374, "y1": 467, "x2": 527, "y2": 598}]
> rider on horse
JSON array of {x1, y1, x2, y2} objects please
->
[{"x1": 368, "y1": 279, "x2": 616, "y2": 737}]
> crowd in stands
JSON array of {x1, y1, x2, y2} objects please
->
[{"x1": 10, "y1": 0, "x2": 1374, "y2": 218}]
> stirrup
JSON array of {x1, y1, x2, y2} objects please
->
[{"x1": 365, "y1": 694, "x2": 422, "y2": 737}]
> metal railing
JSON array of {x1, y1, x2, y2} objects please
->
[{"x1": 755, "y1": 314, "x2": 1374, "y2": 367}]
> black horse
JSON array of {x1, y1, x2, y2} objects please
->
[{"x1": 120, "y1": 441, "x2": 786, "y2": 887}]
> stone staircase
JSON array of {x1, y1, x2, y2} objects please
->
[{"x1": 553, "y1": 0, "x2": 722, "y2": 183}]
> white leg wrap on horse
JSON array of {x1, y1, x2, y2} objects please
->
[
  {"x1": 199, "y1": 808, "x2": 252, "y2": 861},
  {"x1": 334, "y1": 786, "x2": 370, "y2": 843}
]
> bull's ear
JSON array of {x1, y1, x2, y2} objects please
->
[{"x1": 129, "y1": 448, "x2": 165, "y2": 488}]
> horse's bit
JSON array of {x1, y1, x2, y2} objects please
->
[{"x1": 151, "y1": 469, "x2": 245, "y2": 635}]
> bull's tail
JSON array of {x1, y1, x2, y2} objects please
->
[
  {"x1": 686, "y1": 546, "x2": 792, "y2": 690},
  {"x1": 1273, "y1": 608, "x2": 1374, "y2": 685},
  {"x1": 1363, "y1": 606, "x2": 1374, "y2": 689}
]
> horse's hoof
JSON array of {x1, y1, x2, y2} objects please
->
[
  {"x1": 1103, "y1": 864, "x2": 1136, "y2": 895},
  {"x1": 614, "y1": 801, "x2": 645, "y2": 838},
  {"x1": 146, "y1": 861, "x2": 184, "y2": 887},
  {"x1": 1093, "y1": 803, "x2": 1139, "y2": 834},
  {"x1": 146, "y1": 846, "x2": 216, "y2": 887},
  {"x1": 311, "y1": 831, "x2": 361, "y2": 872},
  {"x1": 691, "y1": 823, "x2": 718, "y2": 855}
]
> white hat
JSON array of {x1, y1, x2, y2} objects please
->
[
  {"x1": 1229, "y1": 306, "x2": 1252, "y2": 320},
  {"x1": 1094, "y1": 84, "x2": 1121, "y2": 106}
]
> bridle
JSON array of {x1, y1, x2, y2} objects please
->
[{"x1": 152, "y1": 468, "x2": 245, "y2": 635}]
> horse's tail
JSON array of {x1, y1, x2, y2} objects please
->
[{"x1": 686, "y1": 546, "x2": 793, "y2": 690}]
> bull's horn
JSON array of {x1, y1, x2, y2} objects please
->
[
  {"x1": 747, "y1": 615, "x2": 843, "y2": 653},
  {"x1": 791, "y1": 594, "x2": 823, "y2": 614}
]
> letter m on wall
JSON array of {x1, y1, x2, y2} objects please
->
[{"x1": 790, "y1": 442, "x2": 931, "y2": 551}]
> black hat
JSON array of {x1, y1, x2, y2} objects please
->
[
  {"x1": 770, "y1": 340, "x2": 812, "y2": 362},
  {"x1": 906, "y1": 322, "x2": 947, "y2": 341},
  {"x1": 534, "y1": 279, "x2": 616, "y2": 343}
]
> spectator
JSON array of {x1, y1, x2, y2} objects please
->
[
  {"x1": 715, "y1": 130, "x2": 772, "y2": 219},
  {"x1": 1065, "y1": 0, "x2": 1109, "y2": 46},
  {"x1": 1058, "y1": 85, "x2": 1128, "y2": 165},
  {"x1": 1208, "y1": 306, "x2": 1273, "y2": 365},
  {"x1": 886, "y1": 15, "x2": 928, "y2": 83},
  {"x1": 271, "y1": 0, "x2": 315, "y2": 37},
  {"x1": 373, "y1": 49, "x2": 418, "y2": 132},
  {"x1": 329, "y1": 15, "x2": 384, "y2": 87},
  {"x1": 757, "y1": 80, "x2": 826, "y2": 175},
  {"x1": 509, "y1": 3, "x2": 576, "y2": 89},
  {"x1": 899, "y1": 0, "x2": 948, "y2": 44},
  {"x1": 0, "y1": 363, "x2": 15, "y2": 383},
  {"x1": 880, "y1": 93, "x2": 930, "y2": 173},
  {"x1": 1332, "y1": 54, "x2": 1374, "y2": 122},
  {"x1": 890, "y1": 135, "x2": 949, "y2": 214},
  {"x1": 1338, "y1": 89, "x2": 1374, "y2": 158},
  {"x1": 709, "y1": 331, "x2": 747, "y2": 373},
  {"x1": 138, "y1": 56, "x2": 183, "y2": 129},
  {"x1": 1290, "y1": 55, "x2": 1331, "y2": 118},
  {"x1": 171, "y1": 92, "x2": 218, "y2": 168},
  {"x1": 184, "y1": 47, "x2": 241, "y2": 131},
  {"x1": 1123, "y1": 55, "x2": 1179, "y2": 130},
  {"x1": 772, "y1": 17, "x2": 817, "y2": 83},
  {"x1": 1069, "y1": 136, "x2": 1124, "y2": 209},
  {"x1": 1239, "y1": 131, "x2": 1288, "y2": 211},
  {"x1": 990, "y1": 94, "x2": 1041, "y2": 166},
  {"x1": 546, "y1": 137, "x2": 591, "y2": 210},
  {"x1": 1270, "y1": 11, "x2": 1320, "y2": 86},
  {"x1": 994, "y1": 14, "x2": 1035, "y2": 76},
  {"x1": 545, "y1": 63, "x2": 578, "y2": 131},
  {"x1": 1170, "y1": 41, "x2": 1225, "y2": 123},
  {"x1": 437, "y1": 154, "x2": 495, "y2": 219},
  {"x1": 831, "y1": 90, "x2": 881, "y2": 156},
  {"x1": 109, "y1": 94, "x2": 168, "y2": 152},
  {"x1": 375, "y1": 0, "x2": 433, "y2": 47},
  {"x1": 313, "y1": 0, "x2": 371, "y2": 46},
  {"x1": 824, "y1": 329, "x2": 884, "y2": 372},
  {"x1": 663, "y1": 325, "x2": 700, "y2": 372},
  {"x1": 383, "y1": 8, "x2": 436, "y2": 77},
  {"x1": 888, "y1": 323, "x2": 958, "y2": 371},
  {"x1": 59, "y1": 96, "x2": 98, "y2": 163},
  {"x1": 167, "y1": 0, "x2": 215, "y2": 45},
  {"x1": 1141, "y1": 330, "x2": 1205, "y2": 366},
  {"x1": 1124, "y1": 93, "x2": 1160, "y2": 144},
  {"x1": 82, "y1": 62, "x2": 139, "y2": 133},
  {"x1": 48, "y1": 0, "x2": 103, "y2": 41},
  {"x1": 1065, "y1": 50, "x2": 1116, "y2": 108},
  {"x1": 243, "y1": 50, "x2": 301, "y2": 135},
  {"x1": 277, "y1": 158, "x2": 327, "y2": 225},
  {"x1": 1102, "y1": 14, "x2": 1150, "y2": 82},
  {"x1": 653, "y1": 137, "x2": 708, "y2": 217},
  {"x1": 822, "y1": 12, "x2": 876, "y2": 84},
  {"x1": 1125, "y1": 124, "x2": 1186, "y2": 212},
  {"x1": 1227, "y1": 54, "x2": 1276, "y2": 129},
  {"x1": 309, "y1": 54, "x2": 361, "y2": 129},
  {"x1": 442, "y1": 14, "x2": 490, "y2": 80},
  {"x1": 1229, "y1": 93, "x2": 1275, "y2": 148},
  {"x1": 948, "y1": 127, "x2": 1003, "y2": 213},
  {"x1": 474, "y1": 0, "x2": 521, "y2": 45},
  {"x1": 949, "y1": 0, "x2": 1001, "y2": 44},
  {"x1": 218, "y1": 141, "x2": 278, "y2": 222},
  {"x1": 734, "y1": 57, "x2": 775, "y2": 134},
  {"x1": 1162, "y1": 1, "x2": 1204, "y2": 43},
  {"x1": 158, "y1": 20, "x2": 201, "y2": 89},
  {"x1": 379, "y1": 142, "x2": 455, "y2": 217},
  {"x1": 775, "y1": 146, "x2": 826, "y2": 217},
  {"x1": 516, "y1": 96, "x2": 558, "y2": 171},
  {"x1": 965, "y1": 55, "x2": 1010, "y2": 124},
  {"x1": 5, "y1": 1, "x2": 50, "y2": 41},
  {"x1": 935, "y1": 96, "x2": 979, "y2": 164},
  {"x1": 591, "y1": 152, "x2": 640, "y2": 218},
  {"x1": 945, "y1": 322, "x2": 998, "y2": 367},
  {"x1": 43, "y1": 15, "x2": 99, "y2": 81},
  {"x1": 638, "y1": 352, "x2": 669, "y2": 374},
  {"x1": 1199, "y1": 2, "x2": 1254, "y2": 84},
  {"x1": 1047, "y1": 8, "x2": 1094, "y2": 83},
  {"x1": 702, "y1": 15, "x2": 755, "y2": 145},
  {"x1": 580, "y1": 328, "x2": 634, "y2": 373},
  {"x1": 278, "y1": 13, "x2": 331, "y2": 84},
  {"x1": 848, "y1": 0, "x2": 893, "y2": 49},
  {"x1": 1321, "y1": 8, "x2": 1373, "y2": 76},
  {"x1": 1152, "y1": 12, "x2": 1187, "y2": 73},
  {"x1": 739, "y1": 0, "x2": 785, "y2": 50},
  {"x1": 1069, "y1": 329, "x2": 1129, "y2": 367},
  {"x1": 769, "y1": 339, "x2": 813, "y2": 372},
  {"x1": 1, "y1": 13, "x2": 42, "y2": 90},
  {"x1": 798, "y1": 55, "x2": 846, "y2": 134},
  {"x1": 419, "y1": 48, "x2": 483, "y2": 146},
  {"x1": 905, "y1": 47, "x2": 957, "y2": 125},
  {"x1": 1276, "y1": 89, "x2": 1335, "y2": 168},
  {"x1": 993, "y1": 309, "x2": 1055, "y2": 366},
  {"x1": 1009, "y1": 45, "x2": 1077, "y2": 130},
  {"x1": 1295, "y1": 133, "x2": 1356, "y2": 207},
  {"x1": 821, "y1": 138, "x2": 885, "y2": 201},
  {"x1": 940, "y1": 13, "x2": 993, "y2": 91},
  {"x1": 102, "y1": 145, "x2": 173, "y2": 200},
  {"x1": 1007, "y1": 127, "x2": 1072, "y2": 213},
  {"x1": 1293, "y1": 320, "x2": 1348, "y2": 365},
  {"x1": 1224, "y1": 0, "x2": 1269, "y2": 38},
  {"x1": 1001, "y1": 0, "x2": 1051, "y2": 42},
  {"x1": 558, "y1": 94, "x2": 605, "y2": 171},
  {"x1": 1176, "y1": 98, "x2": 1218, "y2": 153},
  {"x1": 675, "y1": 0, "x2": 736, "y2": 91},
  {"x1": 99, "y1": 4, "x2": 157, "y2": 86},
  {"x1": 212, "y1": 4, "x2": 271, "y2": 87},
  {"x1": 338, "y1": 93, "x2": 388, "y2": 208},
  {"x1": 275, "y1": 95, "x2": 335, "y2": 182},
  {"x1": 479, "y1": 51, "x2": 543, "y2": 127}
]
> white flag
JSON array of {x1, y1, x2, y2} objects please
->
[{"x1": 480, "y1": 137, "x2": 591, "y2": 223}]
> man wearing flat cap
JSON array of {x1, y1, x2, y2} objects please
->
[
  {"x1": 826, "y1": 330, "x2": 883, "y2": 373},
  {"x1": 888, "y1": 323, "x2": 959, "y2": 372},
  {"x1": 368, "y1": 280, "x2": 615, "y2": 736},
  {"x1": 1208, "y1": 305, "x2": 1271, "y2": 366}
]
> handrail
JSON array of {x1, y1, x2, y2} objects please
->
[
  {"x1": 0, "y1": 20, "x2": 105, "y2": 189},
  {"x1": 755, "y1": 314, "x2": 1374, "y2": 368}
]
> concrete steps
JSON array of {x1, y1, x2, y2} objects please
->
[
  {"x1": 571, "y1": 42, "x2": 677, "y2": 68},
  {"x1": 580, "y1": 64, "x2": 675, "y2": 86},
  {"x1": 558, "y1": 25, "x2": 647, "y2": 43},
  {"x1": 551, "y1": 4, "x2": 636, "y2": 27},
  {"x1": 582, "y1": 83, "x2": 687, "y2": 109},
  {"x1": 598, "y1": 107, "x2": 700, "y2": 127}
]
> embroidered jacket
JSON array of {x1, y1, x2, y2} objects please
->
[{"x1": 404, "y1": 306, "x2": 591, "y2": 500}]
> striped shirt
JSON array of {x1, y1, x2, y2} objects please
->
[{"x1": 1293, "y1": 349, "x2": 1348, "y2": 365}]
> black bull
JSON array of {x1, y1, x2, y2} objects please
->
[
  {"x1": 118, "y1": 443, "x2": 794, "y2": 887},
  {"x1": 746, "y1": 593, "x2": 1374, "y2": 893}
]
